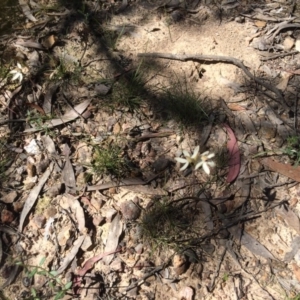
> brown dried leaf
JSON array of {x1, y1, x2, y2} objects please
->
[
  {"x1": 227, "y1": 103, "x2": 246, "y2": 111},
  {"x1": 43, "y1": 83, "x2": 59, "y2": 115},
  {"x1": 224, "y1": 124, "x2": 241, "y2": 183},
  {"x1": 62, "y1": 149, "x2": 76, "y2": 194},
  {"x1": 76, "y1": 249, "x2": 122, "y2": 277},
  {"x1": 19, "y1": 162, "x2": 54, "y2": 232},
  {"x1": 261, "y1": 158, "x2": 300, "y2": 182}
]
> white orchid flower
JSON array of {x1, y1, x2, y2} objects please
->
[
  {"x1": 175, "y1": 146, "x2": 215, "y2": 174},
  {"x1": 195, "y1": 151, "x2": 215, "y2": 175},
  {"x1": 175, "y1": 146, "x2": 200, "y2": 171},
  {"x1": 9, "y1": 63, "x2": 24, "y2": 83}
]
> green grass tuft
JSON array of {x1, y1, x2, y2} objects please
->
[{"x1": 92, "y1": 144, "x2": 127, "y2": 177}]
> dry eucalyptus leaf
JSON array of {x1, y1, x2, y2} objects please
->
[
  {"x1": 229, "y1": 225, "x2": 275, "y2": 259},
  {"x1": 60, "y1": 194, "x2": 85, "y2": 233},
  {"x1": 24, "y1": 99, "x2": 91, "y2": 133},
  {"x1": 56, "y1": 235, "x2": 85, "y2": 275},
  {"x1": 275, "y1": 206, "x2": 300, "y2": 235},
  {"x1": 43, "y1": 83, "x2": 59, "y2": 115},
  {"x1": 103, "y1": 214, "x2": 123, "y2": 265},
  {"x1": 41, "y1": 135, "x2": 56, "y2": 155},
  {"x1": 62, "y1": 154, "x2": 76, "y2": 194},
  {"x1": 261, "y1": 158, "x2": 300, "y2": 182},
  {"x1": 19, "y1": 0, "x2": 37, "y2": 22},
  {"x1": 15, "y1": 40, "x2": 44, "y2": 50},
  {"x1": 19, "y1": 162, "x2": 54, "y2": 232}
]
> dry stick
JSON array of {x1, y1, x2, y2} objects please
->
[
  {"x1": 260, "y1": 50, "x2": 299, "y2": 61},
  {"x1": 137, "y1": 52, "x2": 285, "y2": 105},
  {"x1": 270, "y1": 23, "x2": 300, "y2": 41}
]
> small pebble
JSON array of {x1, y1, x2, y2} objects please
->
[
  {"x1": 1, "y1": 209, "x2": 14, "y2": 224},
  {"x1": 1, "y1": 191, "x2": 18, "y2": 204},
  {"x1": 121, "y1": 200, "x2": 141, "y2": 221}
]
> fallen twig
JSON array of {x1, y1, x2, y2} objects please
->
[
  {"x1": 260, "y1": 50, "x2": 299, "y2": 61},
  {"x1": 138, "y1": 52, "x2": 284, "y2": 104}
]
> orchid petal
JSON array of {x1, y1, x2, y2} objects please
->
[
  {"x1": 207, "y1": 161, "x2": 215, "y2": 167},
  {"x1": 195, "y1": 161, "x2": 203, "y2": 170},
  {"x1": 17, "y1": 63, "x2": 22, "y2": 69},
  {"x1": 175, "y1": 157, "x2": 188, "y2": 164},
  {"x1": 207, "y1": 153, "x2": 215, "y2": 159},
  {"x1": 18, "y1": 74, "x2": 23, "y2": 83},
  {"x1": 203, "y1": 162, "x2": 210, "y2": 175},
  {"x1": 11, "y1": 73, "x2": 20, "y2": 81},
  {"x1": 201, "y1": 151, "x2": 210, "y2": 156},
  {"x1": 183, "y1": 150, "x2": 190, "y2": 157},
  {"x1": 191, "y1": 146, "x2": 199, "y2": 159},
  {"x1": 180, "y1": 162, "x2": 189, "y2": 171}
]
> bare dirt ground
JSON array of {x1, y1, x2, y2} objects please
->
[{"x1": 1, "y1": 0, "x2": 300, "y2": 299}]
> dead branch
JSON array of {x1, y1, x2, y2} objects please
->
[{"x1": 138, "y1": 52, "x2": 285, "y2": 105}]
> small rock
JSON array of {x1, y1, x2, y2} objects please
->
[
  {"x1": 1, "y1": 209, "x2": 15, "y2": 224},
  {"x1": 135, "y1": 243, "x2": 143, "y2": 254},
  {"x1": 81, "y1": 235, "x2": 92, "y2": 251},
  {"x1": 13, "y1": 201, "x2": 23, "y2": 212},
  {"x1": 283, "y1": 36, "x2": 295, "y2": 51},
  {"x1": 90, "y1": 197, "x2": 103, "y2": 211},
  {"x1": 106, "y1": 208, "x2": 117, "y2": 222},
  {"x1": 1, "y1": 191, "x2": 18, "y2": 204},
  {"x1": 57, "y1": 228, "x2": 71, "y2": 247},
  {"x1": 178, "y1": 286, "x2": 194, "y2": 300},
  {"x1": 235, "y1": 16, "x2": 244, "y2": 23},
  {"x1": 152, "y1": 157, "x2": 171, "y2": 172},
  {"x1": 36, "y1": 158, "x2": 50, "y2": 174},
  {"x1": 110, "y1": 258, "x2": 124, "y2": 272},
  {"x1": 120, "y1": 200, "x2": 141, "y2": 221},
  {"x1": 93, "y1": 214, "x2": 104, "y2": 226},
  {"x1": 46, "y1": 183, "x2": 63, "y2": 197},
  {"x1": 108, "y1": 187, "x2": 117, "y2": 195},
  {"x1": 32, "y1": 215, "x2": 46, "y2": 229}
]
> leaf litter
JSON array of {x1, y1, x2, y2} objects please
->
[{"x1": 2, "y1": 0, "x2": 300, "y2": 299}]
